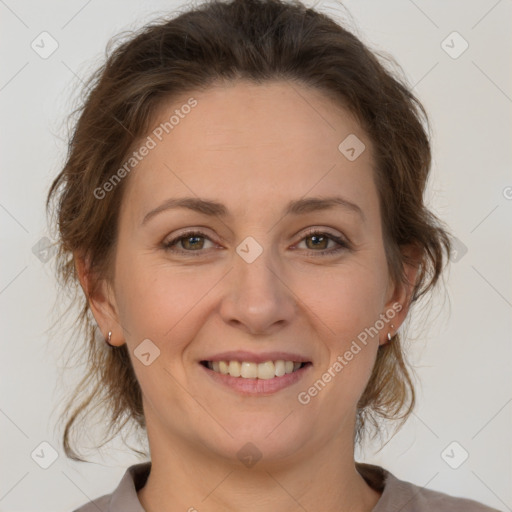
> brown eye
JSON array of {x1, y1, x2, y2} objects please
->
[
  {"x1": 296, "y1": 229, "x2": 350, "y2": 256},
  {"x1": 304, "y1": 233, "x2": 330, "y2": 251},
  {"x1": 180, "y1": 234, "x2": 205, "y2": 250},
  {"x1": 163, "y1": 230, "x2": 215, "y2": 255}
]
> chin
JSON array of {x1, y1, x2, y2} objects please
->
[{"x1": 199, "y1": 415, "x2": 311, "y2": 466}]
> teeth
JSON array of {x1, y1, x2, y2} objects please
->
[
  {"x1": 254, "y1": 361, "x2": 274, "y2": 380},
  {"x1": 228, "y1": 360, "x2": 241, "y2": 377},
  {"x1": 275, "y1": 360, "x2": 286, "y2": 377},
  {"x1": 205, "y1": 360, "x2": 305, "y2": 379}
]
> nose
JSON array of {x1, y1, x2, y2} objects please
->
[{"x1": 219, "y1": 247, "x2": 296, "y2": 336}]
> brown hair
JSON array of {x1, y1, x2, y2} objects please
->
[{"x1": 46, "y1": 0, "x2": 451, "y2": 461}]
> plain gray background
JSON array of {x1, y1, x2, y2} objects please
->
[{"x1": 1, "y1": 0, "x2": 511, "y2": 511}]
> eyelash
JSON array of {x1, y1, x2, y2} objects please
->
[{"x1": 162, "y1": 228, "x2": 351, "y2": 257}]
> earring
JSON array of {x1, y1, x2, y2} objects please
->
[
  {"x1": 387, "y1": 324, "x2": 396, "y2": 342},
  {"x1": 106, "y1": 330, "x2": 113, "y2": 346}
]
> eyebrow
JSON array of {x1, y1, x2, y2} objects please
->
[{"x1": 141, "y1": 195, "x2": 365, "y2": 226}]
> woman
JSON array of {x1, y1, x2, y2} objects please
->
[{"x1": 46, "y1": 0, "x2": 502, "y2": 510}]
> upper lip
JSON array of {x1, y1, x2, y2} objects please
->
[{"x1": 201, "y1": 351, "x2": 311, "y2": 364}]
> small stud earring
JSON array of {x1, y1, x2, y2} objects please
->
[{"x1": 106, "y1": 330, "x2": 113, "y2": 346}]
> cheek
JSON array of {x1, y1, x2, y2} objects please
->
[
  {"x1": 302, "y1": 271, "x2": 385, "y2": 409},
  {"x1": 113, "y1": 252, "x2": 170, "y2": 339},
  {"x1": 113, "y1": 230, "x2": 389, "y2": 353},
  {"x1": 301, "y1": 262, "x2": 388, "y2": 336},
  {"x1": 295, "y1": 257, "x2": 387, "y2": 394},
  {"x1": 114, "y1": 252, "x2": 221, "y2": 348}
]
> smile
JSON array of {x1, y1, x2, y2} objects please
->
[
  {"x1": 200, "y1": 360, "x2": 313, "y2": 395},
  {"x1": 201, "y1": 360, "x2": 308, "y2": 379}
]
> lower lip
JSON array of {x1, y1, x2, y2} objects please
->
[{"x1": 200, "y1": 363, "x2": 312, "y2": 395}]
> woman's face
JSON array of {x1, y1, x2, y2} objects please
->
[{"x1": 94, "y1": 80, "x2": 408, "y2": 465}]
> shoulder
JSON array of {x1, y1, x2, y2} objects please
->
[
  {"x1": 388, "y1": 474, "x2": 504, "y2": 512},
  {"x1": 70, "y1": 462, "x2": 151, "y2": 512},
  {"x1": 72, "y1": 493, "x2": 112, "y2": 512},
  {"x1": 356, "y1": 462, "x2": 503, "y2": 512}
]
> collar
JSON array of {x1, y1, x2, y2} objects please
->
[
  {"x1": 100, "y1": 460, "x2": 395, "y2": 512},
  {"x1": 79, "y1": 459, "x2": 498, "y2": 512}
]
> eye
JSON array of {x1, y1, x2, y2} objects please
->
[
  {"x1": 294, "y1": 229, "x2": 351, "y2": 256},
  {"x1": 162, "y1": 228, "x2": 351, "y2": 257},
  {"x1": 162, "y1": 230, "x2": 216, "y2": 256}
]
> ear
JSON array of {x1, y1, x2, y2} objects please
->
[
  {"x1": 75, "y1": 253, "x2": 125, "y2": 347},
  {"x1": 379, "y1": 243, "x2": 422, "y2": 347}
]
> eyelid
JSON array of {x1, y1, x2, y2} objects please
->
[
  {"x1": 162, "y1": 226, "x2": 351, "y2": 257},
  {"x1": 162, "y1": 229, "x2": 219, "y2": 253},
  {"x1": 294, "y1": 227, "x2": 351, "y2": 253},
  {"x1": 298, "y1": 226, "x2": 348, "y2": 243}
]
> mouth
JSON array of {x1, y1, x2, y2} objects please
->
[
  {"x1": 200, "y1": 360, "x2": 311, "y2": 379},
  {"x1": 199, "y1": 359, "x2": 313, "y2": 395}
]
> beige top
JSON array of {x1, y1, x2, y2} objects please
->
[{"x1": 72, "y1": 461, "x2": 502, "y2": 512}]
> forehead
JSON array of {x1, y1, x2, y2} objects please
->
[{"x1": 120, "y1": 80, "x2": 378, "y2": 224}]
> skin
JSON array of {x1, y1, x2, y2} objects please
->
[{"x1": 78, "y1": 80, "x2": 418, "y2": 512}]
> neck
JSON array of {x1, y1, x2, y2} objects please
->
[{"x1": 137, "y1": 420, "x2": 382, "y2": 512}]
